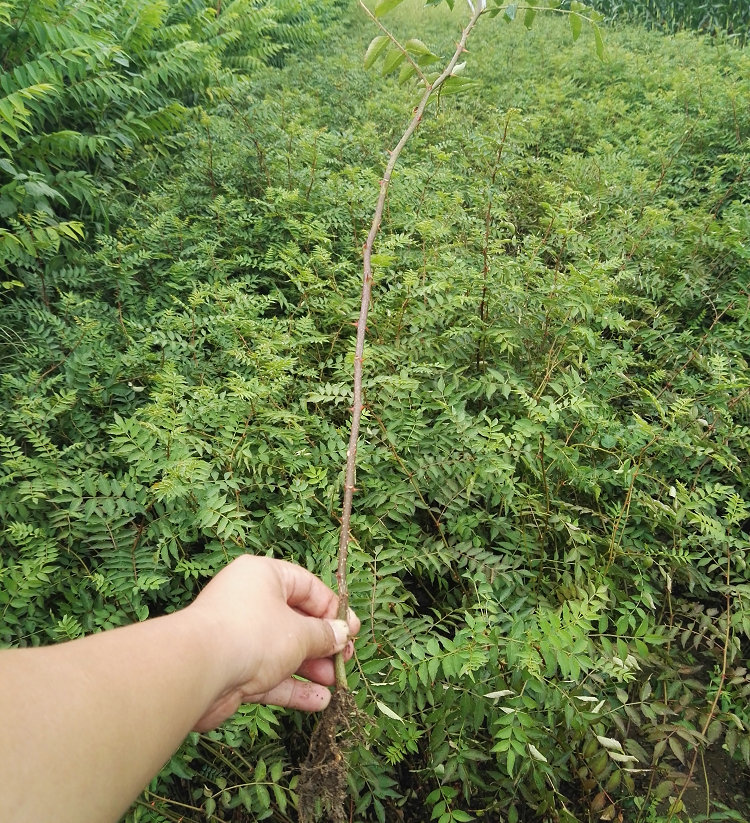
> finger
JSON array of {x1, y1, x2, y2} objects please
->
[
  {"x1": 292, "y1": 612, "x2": 349, "y2": 663},
  {"x1": 346, "y1": 608, "x2": 361, "y2": 638},
  {"x1": 297, "y1": 640, "x2": 355, "y2": 686},
  {"x1": 297, "y1": 657, "x2": 335, "y2": 686},
  {"x1": 291, "y1": 605, "x2": 362, "y2": 642},
  {"x1": 277, "y1": 561, "x2": 340, "y2": 619},
  {"x1": 260, "y1": 678, "x2": 332, "y2": 712}
]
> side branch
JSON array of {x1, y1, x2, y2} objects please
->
[
  {"x1": 358, "y1": 1, "x2": 428, "y2": 84},
  {"x1": 333, "y1": 3, "x2": 484, "y2": 690}
]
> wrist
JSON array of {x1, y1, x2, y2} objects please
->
[{"x1": 173, "y1": 605, "x2": 233, "y2": 710}]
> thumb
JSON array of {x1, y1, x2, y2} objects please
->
[{"x1": 295, "y1": 615, "x2": 349, "y2": 661}]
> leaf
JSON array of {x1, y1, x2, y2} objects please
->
[
  {"x1": 668, "y1": 736, "x2": 686, "y2": 765},
  {"x1": 376, "y1": 700, "x2": 404, "y2": 722},
  {"x1": 605, "y1": 770, "x2": 622, "y2": 792},
  {"x1": 371, "y1": 252, "x2": 397, "y2": 266},
  {"x1": 272, "y1": 782, "x2": 287, "y2": 813},
  {"x1": 484, "y1": 690, "x2": 514, "y2": 699},
  {"x1": 595, "y1": 735, "x2": 624, "y2": 753},
  {"x1": 570, "y1": 12, "x2": 582, "y2": 41},
  {"x1": 404, "y1": 38, "x2": 433, "y2": 57},
  {"x1": 706, "y1": 719, "x2": 723, "y2": 744},
  {"x1": 590, "y1": 791, "x2": 607, "y2": 813},
  {"x1": 255, "y1": 783, "x2": 271, "y2": 809},
  {"x1": 655, "y1": 780, "x2": 675, "y2": 800},
  {"x1": 364, "y1": 35, "x2": 390, "y2": 69},
  {"x1": 381, "y1": 48, "x2": 406, "y2": 76},
  {"x1": 524, "y1": 3, "x2": 537, "y2": 29},
  {"x1": 436, "y1": 75, "x2": 478, "y2": 97},
  {"x1": 653, "y1": 738, "x2": 667, "y2": 762},
  {"x1": 503, "y1": 4, "x2": 517, "y2": 22},
  {"x1": 528, "y1": 743, "x2": 548, "y2": 762},
  {"x1": 374, "y1": 0, "x2": 405, "y2": 17},
  {"x1": 398, "y1": 64, "x2": 417, "y2": 85},
  {"x1": 593, "y1": 24, "x2": 605, "y2": 60},
  {"x1": 607, "y1": 752, "x2": 637, "y2": 764}
]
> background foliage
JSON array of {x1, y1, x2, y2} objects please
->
[
  {"x1": 0, "y1": 0, "x2": 339, "y2": 270},
  {"x1": 1, "y1": 1, "x2": 748, "y2": 821},
  {"x1": 588, "y1": 0, "x2": 750, "y2": 44}
]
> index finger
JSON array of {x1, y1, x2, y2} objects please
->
[
  {"x1": 277, "y1": 561, "x2": 360, "y2": 634},
  {"x1": 277, "y1": 560, "x2": 340, "y2": 619}
]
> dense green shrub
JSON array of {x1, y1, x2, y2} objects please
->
[
  {"x1": 0, "y1": 3, "x2": 748, "y2": 822},
  {"x1": 0, "y1": 0, "x2": 340, "y2": 272}
]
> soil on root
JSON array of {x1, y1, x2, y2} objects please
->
[{"x1": 298, "y1": 689, "x2": 362, "y2": 823}]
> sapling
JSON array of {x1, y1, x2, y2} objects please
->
[{"x1": 298, "y1": 2, "x2": 604, "y2": 820}]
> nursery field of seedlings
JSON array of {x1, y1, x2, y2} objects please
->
[{"x1": 1, "y1": 0, "x2": 748, "y2": 820}]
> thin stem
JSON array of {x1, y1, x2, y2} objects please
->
[
  {"x1": 478, "y1": 113, "x2": 512, "y2": 327},
  {"x1": 333, "y1": 2, "x2": 485, "y2": 690},
  {"x1": 666, "y1": 547, "x2": 733, "y2": 822},
  {"x1": 358, "y1": 1, "x2": 428, "y2": 85}
]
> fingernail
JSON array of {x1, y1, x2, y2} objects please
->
[
  {"x1": 347, "y1": 606, "x2": 357, "y2": 624},
  {"x1": 329, "y1": 619, "x2": 349, "y2": 649}
]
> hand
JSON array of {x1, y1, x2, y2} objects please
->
[{"x1": 187, "y1": 555, "x2": 360, "y2": 731}]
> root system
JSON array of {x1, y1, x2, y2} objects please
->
[{"x1": 298, "y1": 689, "x2": 361, "y2": 823}]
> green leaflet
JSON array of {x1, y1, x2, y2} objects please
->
[
  {"x1": 364, "y1": 35, "x2": 390, "y2": 68},
  {"x1": 593, "y1": 24, "x2": 605, "y2": 60},
  {"x1": 569, "y1": 11, "x2": 583, "y2": 40},
  {"x1": 381, "y1": 46, "x2": 406, "y2": 76},
  {"x1": 374, "y1": 0, "x2": 405, "y2": 17}
]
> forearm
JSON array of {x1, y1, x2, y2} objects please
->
[
  {"x1": 1, "y1": 609, "x2": 221, "y2": 823},
  {"x1": 0, "y1": 556, "x2": 359, "y2": 822}
]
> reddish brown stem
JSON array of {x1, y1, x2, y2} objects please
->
[{"x1": 333, "y1": 2, "x2": 484, "y2": 690}]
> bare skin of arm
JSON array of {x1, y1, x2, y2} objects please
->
[{"x1": 0, "y1": 555, "x2": 360, "y2": 823}]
